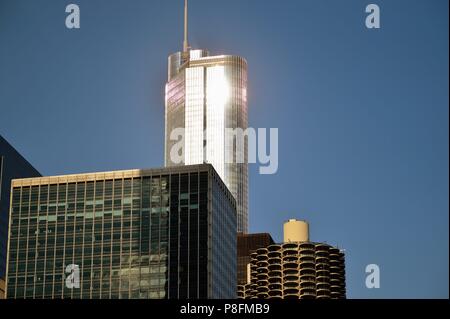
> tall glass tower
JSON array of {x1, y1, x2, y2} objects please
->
[{"x1": 165, "y1": 0, "x2": 248, "y2": 232}]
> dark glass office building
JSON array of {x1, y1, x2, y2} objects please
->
[
  {"x1": 0, "y1": 135, "x2": 41, "y2": 280},
  {"x1": 6, "y1": 164, "x2": 236, "y2": 299}
]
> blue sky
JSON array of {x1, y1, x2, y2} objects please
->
[{"x1": 0, "y1": 0, "x2": 448, "y2": 298}]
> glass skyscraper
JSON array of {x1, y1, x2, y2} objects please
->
[
  {"x1": 0, "y1": 135, "x2": 41, "y2": 281},
  {"x1": 6, "y1": 164, "x2": 236, "y2": 299},
  {"x1": 165, "y1": 1, "x2": 249, "y2": 233}
]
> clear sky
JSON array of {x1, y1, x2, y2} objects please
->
[{"x1": 0, "y1": 0, "x2": 448, "y2": 298}]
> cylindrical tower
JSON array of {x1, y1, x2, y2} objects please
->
[{"x1": 284, "y1": 219, "x2": 309, "y2": 243}]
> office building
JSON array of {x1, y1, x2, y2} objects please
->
[
  {"x1": 0, "y1": 135, "x2": 41, "y2": 282},
  {"x1": 237, "y1": 232, "x2": 274, "y2": 285},
  {"x1": 238, "y1": 219, "x2": 346, "y2": 299},
  {"x1": 6, "y1": 164, "x2": 236, "y2": 299},
  {"x1": 165, "y1": 0, "x2": 249, "y2": 233}
]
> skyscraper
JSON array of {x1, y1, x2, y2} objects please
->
[
  {"x1": 238, "y1": 219, "x2": 346, "y2": 299},
  {"x1": 165, "y1": 0, "x2": 249, "y2": 232},
  {"x1": 6, "y1": 164, "x2": 237, "y2": 299},
  {"x1": 0, "y1": 135, "x2": 41, "y2": 282}
]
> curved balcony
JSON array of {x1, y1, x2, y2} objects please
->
[
  {"x1": 269, "y1": 270, "x2": 282, "y2": 278},
  {"x1": 299, "y1": 251, "x2": 315, "y2": 258},
  {"x1": 329, "y1": 267, "x2": 341, "y2": 275},
  {"x1": 256, "y1": 260, "x2": 269, "y2": 268},
  {"x1": 256, "y1": 254, "x2": 268, "y2": 262},
  {"x1": 268, "y1": 244, "x2": 282, "y2": 252},
  {"x1": 284, "y1": 275, "x2": 299, "y2": 283},
  {"x1": 299, "y1": 242, "x2": 315, "y2": 250},
  {"x1": 257, "y1": 281, "x2": 269, "y2": 288},
  {"x1": 282, "y1": 242, "x2": 299, "y2": 250},
  {"x1": 329, "y1": 259, "x2": 340, "y2": 266},
  {"x1": 316, "y1": 274, "x2": 330, "y2": 282},
  {"x1": 268, "y1": 264, "x2": 282, "y2": 272},
  {"x1": 330, "y1": 285, "x2": 343, "y2": 292},
  {"x1": 300, "y1": 260, "x2": 316, "y2": 269},
  {"x1": 330, "y1": 291, "x2": 343, "y2": 299},
  {"x1": 299, "y1": 274, "x2": 316, "y2": 282},
  {"x1": 316, "y1": 285, "x2": 330, "y2": 294},
  {"x1": 317, "y1": 290, "x2": 331, "y2": 297},
  {"x1": 268, "y1": 276, "x2": 282, "y2": 283},
  {"x1": 268, "y1": 257, "x2": 282, "y2": 265},
  {"x1": 300, "y1": 280, "x2": 316, "y2": 288},
  {"x1": 328, "y1": 249, "x2": 340, "y2": 259},
  {"x1": 299, "y1": 255, "x2": 315, "y2": 263},
  {"x1": 256, "y1": 292, "x2": 269, "y2": 299},
  {"x1": 300, "y1": 269, "x2": 315, "y2": 277},
  {"x1": 316, "y1": 266, "x2": 329, "y2": 273},
  {"x1": 268, "y1": 251, "x2": 281, "y2": 258},
  {"x1": 299, "y1": 289, "x2": 316, "y2": 299},
  {"x1": 315, "y1": 245, "x2": 329, "y2": 252},
  {"x1": 284, "y1": 287, "x2": 300, "y2": 296},
  {"x1": 256, "y1": 272, "x2": 268, "y2": 279},
  {"x1": 315, "y1": 256, "x2": 329, "y2": 264},
  {"x1": 283, "y1": 255, "x2": 298, "y2": 263},
  {"x1": 268, "y1": 290, "x2": 283, "y2": 298},
  {"x1": 315, "y1": 260, "x2": 329, "y2": 268},
  {"x1": 257, "y1": 285, "x2": 269, "y2": 293},
  {"x1": 300, "y1": 280, "x2": 316, "y2": 287},
  {"x1": 249, "y1": 291, "x2": 258, "y2": 298},
  {"x1": 282, "y1": 250, "x2": 298, "y2": 258},
  {"x1": 283, "y1": 261, "x2": 299, "y2": 270},
  {"x1": 283, "y1": 269, "x2": 299, "y2": 278},
  {"x1": 268, "y1": 283, "x2": 283, "y2": 291},
  {"x1": 256, "y1": 248, "x2": 268, "y2": 255},
  {"x1": 300, "y1": 286, "x2": 316, "y2": 296},
  {"x1": 284, "y1": 281, "x2": 299, "y2": 288},
  {"x1": 316, "y1": 290, "x2": 331, "y2": 299}
]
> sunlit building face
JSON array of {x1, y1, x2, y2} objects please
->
[{"x1": 165, "y1": 49, "x2": 249, "y2": 233}]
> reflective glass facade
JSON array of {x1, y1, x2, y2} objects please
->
[
  {"x1": 165, "y1": 50, "x2": 249, "y2": 233},
  {"x1": 0, "y1": 135, "x2": 41, "y2": 280},
  {"x1": 6, "y1": 164, "x2": 236, "y2": 299}
]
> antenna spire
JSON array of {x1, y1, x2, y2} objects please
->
[{"x1": 183, "y1": 0, "x2": 189, "y2": 52}]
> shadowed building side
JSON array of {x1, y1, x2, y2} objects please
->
[{"x1": 0, "y1": 135, "x2": 41, "y2": 283}]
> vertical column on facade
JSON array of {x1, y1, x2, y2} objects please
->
[
  {"x1": 281, "y1": 243, "x2": 299, "y2": 298},
  {"x1": 267, "y1": 244, "x2": 282, "y2": 299},
  {"x1": 314, "y1": 243, "x2": 331, "y2": 299},
  {"x1": 338, "y1": 251, "x2": 346, "y2": 298},
  {"x1": 299, "y1": 242, "x2": 316, "y2": 299},
  {"x1": 329, "y1": 248, "x2": 342, "y2": 299},
  {"x1": 255, "y1": 247, "x2": 269, "y2": 298}
]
